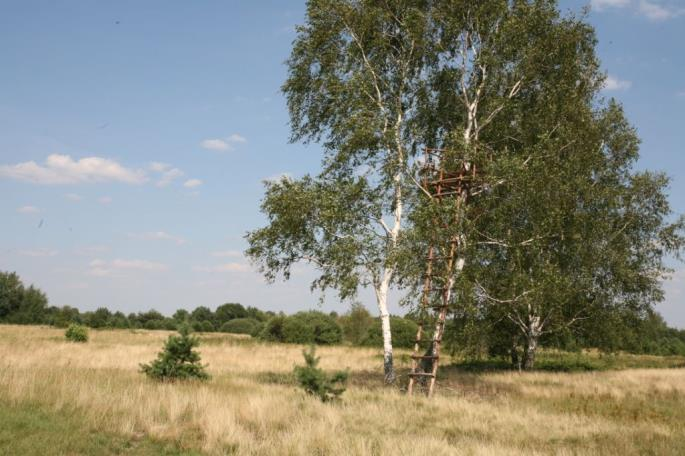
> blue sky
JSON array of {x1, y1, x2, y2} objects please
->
[{"x1": 1, "y1": 0, "x2": 684, "y2": 327}]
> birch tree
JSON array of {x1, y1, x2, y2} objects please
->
[{"x1": 246, "y1": 0, "x2": 432, "y2": 383}]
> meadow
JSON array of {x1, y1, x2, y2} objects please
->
[{"x1": 1, "y1": 325, "x2": 685, "y2": 455}]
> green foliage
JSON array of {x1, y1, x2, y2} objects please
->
[
  {"x1": 338, "y1": 303, "x2": 374, "y2": 345},
  {"x1": 293, "y1": 346, "x2": 347, "y2": 402},
  {"x1": 140, "y1": 325, "x2": 209, "y2": 382},
  {"x1": 64, "y1": 324, "x2": 88, "y2": 343},
  {"x1": 259, "y1": 311, "x2": 343, "y2": 345},
  {"x1": 361, "y1": 316, "x2": 418, "y2": 349},
  {"x1": 259, "y1": 315, "x2": 286, "y2": 342},
  {"x1": 219, "y1": 318, "x2": 262, "y2": 335},
  {"x1": 215, "y1": 303, "x2": 247, "y2": 325},
  {"x1": 48, "y1": 306, "x2": 81, "y2": 328},
  {"x1": 0, "y1": 272, "x2": 48, "y2": 324}
]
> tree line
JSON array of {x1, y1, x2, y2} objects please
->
[{"x1": 2, "y1": 270, "x2": 684, "y2": 358}]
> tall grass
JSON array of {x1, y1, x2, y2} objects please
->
[{"x1": 0, "y1": 325, "x2": 684, "y2": 455}]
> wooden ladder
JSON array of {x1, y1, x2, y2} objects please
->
[{"x1": 407, "y1": 149, "x2": 471, "y2": 397}]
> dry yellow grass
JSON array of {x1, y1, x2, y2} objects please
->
[{"x1": 1, "y1": 324, "x2": 684, "y2": 455}]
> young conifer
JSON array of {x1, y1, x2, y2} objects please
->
[
  {"x1": 140, "y1": 324, "x2": 209, "y2": 381},
  {"x1": 294, "y1": 345, "x2": 348, "y2": 402}
]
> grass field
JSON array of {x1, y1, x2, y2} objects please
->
[{"x1": 1, "y1": 325, "x2": 684, "y2": 455}]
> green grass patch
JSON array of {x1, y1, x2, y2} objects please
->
[{"x1": 0, "y1": 401, "x2": 200, "y2": 456}]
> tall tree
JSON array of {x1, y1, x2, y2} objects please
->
[{"x1": 247, "y1": 0, "x2": 433, "y2": 383}]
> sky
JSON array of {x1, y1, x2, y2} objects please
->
[{"x1": 1, "y1": 0, "x2": 684, "y2": 327}]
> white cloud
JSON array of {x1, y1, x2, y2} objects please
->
[
  {"x1": 591, "y1": 0, "x2": 630, "y2": 11},
  {"x1": 592, "y1": 0, "x2": 683, "y2": 21},
  {"x1": 604, "y1": 75, "x2": 632, "y2": 91},
  {"x1": 201, "y1": 139, "x2": 230, "y2": 151},
  {"x1": 677, "y1": 91, "x2": 685, "y2": 97},
  {"x1": 0, "y1": 154, "x2": 147, "y2": 185},
  {"x1": 17, "y1": 205, "x2": 39, "y2": 214},
  {"x1": 19, "y1": 248, "x2": 58, "y2": 257},
  {"x1": 200, "y1": 133, "x2": 247, "y2": 152},
  {"x1": 65, "y1": 193, "x2": 83, "y2": 201},
  {"x1": 128, "y1": 231, "x2": 186, "y2": 245},
  {"x1": 149, "y1": 162, "x2": 184, "y2": 187},
  {"x1": 88, "y1": 258, "x2": 169, "y2": 277},
  {"x1": 99, "y1": 196, "x2": 112, "y2": 204},
  {"x1": 638, "y1": 0, "x2": 682, "y2": 20},
  {"x1": 193, "y1": 262, "x2": 251, "y2": 273},
  {"x1": 183, "y1": 178, "x2": 203, "y2": 188},
  {"x1": 227, "y1": 133, "x2": 247, "y2": 143},
  {"x1": 211, "y1": 250, "x2": 243, "y2": 258}
]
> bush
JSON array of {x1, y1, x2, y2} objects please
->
[
  {"x1": 294, "y1": 346, "x2": 347, "y2": 402},
  {"x1": 282, "y1": 315, "x2": 315, "y2": 343},
  {"x1": 339, "y1": 303, "x2": 374, "y2": 345},
  {"x1": 260, "y1": 311, "x2": 343, "y2": 345},
  {"x1": 259, "y1": 315, "x2": 286, "y2": 341},
  {"x1": 220, "y1": 318, "x2": 261, "y2": 335},
  {"x1": 291, "y1": 311, "x2": 343, "y2": 345},
  {"x1": 361, "y1": 316, "x2": 418, "y2": 349},
  {"x1": 65, "y1": 324, "x2": 88, "y2": 343},
  {"x1": 140, "y1": 325, "x2": 209, "y2": 381}
]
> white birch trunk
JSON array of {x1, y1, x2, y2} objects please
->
[
  {"x1": 523, "y1": 314, "x2": 542, "y2": 370},
  {"x1": 374, "y1": 271, "x2": 395, "y2": 383}
]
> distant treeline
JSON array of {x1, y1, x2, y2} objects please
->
[{"x1": 2, "y1": 270, "x2": 685, "y2": 356}]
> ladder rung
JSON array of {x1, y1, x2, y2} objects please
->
[
  {"x1": 410, "y1": 354, "x2": 439, "y2": 359},
  {"x1": 415, "y1": 338, "x2": 442, "y2": 344},
  {"x1": 408, "y1": 372, "x2": 435, "y2": 377}
]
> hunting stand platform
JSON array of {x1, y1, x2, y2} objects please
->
[{"x1": 407, "y1": 148, "x2": 478, "y2": 397}]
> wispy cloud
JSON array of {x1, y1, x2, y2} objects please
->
[
  {"x1": 17, "y1": 205, "x2": 39, "y2": 214},
  {"x1": 127, "y1": 231, "x2": 186, "y2": 245},
  {"x1": 604, "y1": 75, "x2": 633, "y2": 91},
  {"x1": 0, "y1": 154, "x2": 147, "y2": 185},
  {"x1": 89, "y1": 258, "x2": 169, "y2": 277},
  {"x1": 19, "y1": 248, "x2": 58, "y2": 257},
  {"x1": 65, "y1": 193, "x2": 83, "y2": 201},
  {"x1": 592, "y1": 0, "x2": 684, "y2": 20},
  {"x1": 98, "y1": 196, "x2": 113, "y2": 204},
  {"x1": 638, "y1": 0, "x2": 683, "y2": 20},
  {"x1": 183, "y1": 178, "x2": 203, "y2": 188},
  {"x1": 201, "y1": 139, "x2": 230, "y2": 151},
  {"x1": 200, "y1": 133, "x2": 247, "y2": 152},
  {"x1": 591, "y1": 0, "x2": 630, "y2": 11},
  {"x1": 193, "y1": 262, "x2": 251, "y2": 273},
  {"x1": 149, "y1": 162, "x2": 184, "y2": 187}
]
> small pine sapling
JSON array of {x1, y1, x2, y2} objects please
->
[
  {"x1": 140, "y1": 324, "x2": 210, "y2": 381},
  {"x1": 294, "y1": 345, "x2": 348, "y2": 402}
]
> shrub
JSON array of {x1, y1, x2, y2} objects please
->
[
  {"x1": 294, "y1": 346, "x2": 347, "y2": 402},
  {"x1": 65, "y1": 324, "x2": 88, "y2": 343},
  {"x1": 339, "y1": 303, "x2": 374, "y2": 345},
  {"x1": 260, "y1": 311, "x2": 343, "y2": 345},
  {"x1": 282, "y1": 315, "x2": 316, "y2": 343},
  {"x1": 140, "y1": 325, "x2": 209, "y2": 381},
  {"x1": 291, "y1": 311, "x2": 343, "y2": 344},
  {"x1": 199, "y1": 320, "x2": 215, "y2": 332},
  {"x1": 259, "y1": 315, "x2": 286, "y2": 342},
  {"x1": 220, "y1": 318, "x2": 261, "y2": 335},
  {"x1": 361, "y1": 316, "x2": 418, "y2": 349}
]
